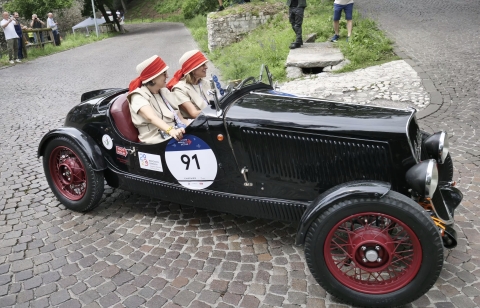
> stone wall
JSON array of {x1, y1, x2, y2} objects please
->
[{"x1": 207, "y1": 11, "x2": 273, "y2": 51}]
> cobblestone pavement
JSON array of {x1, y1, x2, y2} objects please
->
[
  {"x1": 0, "y1": 2, "x2": 479, "y2": 305},
  {"x1": 352, "y1": 1, "x2": 480, "y2": 308},
  {"x1": 281, "y1": 60, "x2": 430, "y2": 109}
]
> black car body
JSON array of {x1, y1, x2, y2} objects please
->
[{"x1": 39, "y1": 74, "x2": 462, "y2": 307}]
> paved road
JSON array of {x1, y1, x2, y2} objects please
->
[
  {"x1": 354, "y1": 1, "x2": 480, "y2": 307},
  {"x1": 0, "y1": 4, "x2": 479, "y2": 306}
]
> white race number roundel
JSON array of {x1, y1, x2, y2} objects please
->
[
  {"x1": 165, "y1": 135, "x2": 217, "y2": 190},
  {"x1": 102, "y1": 134, "x2": 113, "y2": 150}
]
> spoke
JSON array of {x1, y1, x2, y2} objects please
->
[{"x1": 330, "y1": 241, "x2": 354, "y2": 259}]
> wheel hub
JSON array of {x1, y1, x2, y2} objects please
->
[
  {"x1": 58, "y1": 157, "x2": 82, "y2": 185},
  {"x1": 365, "y1": 249, "x2": 379, "y2": 262},
  {"x1": 349, "y1": 228, "x2": 394, "y2": 270}
]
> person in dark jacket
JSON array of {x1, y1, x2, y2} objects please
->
[
  {"x1": 287, "y1": 0, "x2": 306, "y2": 49},
  {"x1": 30, "y1": 14, "x2": 45, "y2": 45},
  {"x1": 13, "y1": 12, "x2": 27, "y2": 60}
]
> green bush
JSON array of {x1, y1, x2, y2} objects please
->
[
  {"x1": 155, "y1": 0, "x2": 183, "y2": 15},
  {"x1": 182, "y1": 0, "x2": 217, "y2": 19}
]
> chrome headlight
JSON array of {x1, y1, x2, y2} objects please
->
[
  {"x1": 406, "y1": 159, "x2": 439, "y2": 198},
  {"x1": 424, "y1": 131, "x2": 449, "y2": 164}
]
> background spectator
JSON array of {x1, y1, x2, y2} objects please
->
[
  {"x1": 1, "y1": 11, "x2": 20, "y2": 64},
  {"x1": 47, "y1": 12, "x2": 60, "y2": 46},
  {"x1": 287, "y1": 0, "x2": 306, "y2": 49},
  {"x1": 13, "y1": 12, "x2": 28, "y2": 60},
  {"x1": 330, "y1": 0, "x2": 354, "y2": 42},
  {"x1": 31, "y1": 14, "x2": 45, "y2": 45}
]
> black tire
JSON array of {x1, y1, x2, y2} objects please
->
[
  {"x1": 304, "y1": 191, "x2": 443, "y2": 308},
  {"x1": 421, "y1": 130, "x2": 453, "y2": 182},
  {"x1": 43, "y1": 136, "x2": 104, "y2": 212}
]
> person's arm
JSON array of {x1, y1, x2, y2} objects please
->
[
  {"x1": 179, "y1": 101, "x2": 201, "y2": 118},
  {"x1": 176, "y1": 109, "x2": 190, "y2": 126},
  {"x1": 138, "y1": 105, "x2": 185, "y2": 140},
  {"x1": 1, "y1": 18, "x2": 13, "y2": 29}
]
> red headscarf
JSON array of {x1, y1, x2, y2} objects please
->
[
  {"x1": 166, "y1": 51, "x2": 208, "y2": 90},
  {"x1": 129, "y1": 56, "x2": 167, "y2": 93}
]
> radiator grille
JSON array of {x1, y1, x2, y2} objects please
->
[{"x1": 241, "y1": 129, "x2": 391, "y2": 186}]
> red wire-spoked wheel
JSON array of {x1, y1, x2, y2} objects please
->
[
  {"x1": 48, "y1": 146, "x2": 87, "y2": 201},
  {"x1": 324, "y1": 212, "x2": 422, "y2": 294}
]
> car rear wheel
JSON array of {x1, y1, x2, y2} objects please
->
[
  {"x1": 43, "y1": 137, "x2": 104, "y2": 212},
  {"x1": 304, "y1": 191, "x2": 443, "y2": 308}
]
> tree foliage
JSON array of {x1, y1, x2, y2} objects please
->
[
  {"x1": 5, "y1": 0, "x2": 73, "y2": 19},
  {"x1": 82, "y1": 0, "x2": 122, "y2": 32}
]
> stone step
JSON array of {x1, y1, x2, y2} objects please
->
[{"x1": 286, "y1": 42, "x2": 344, "y2": 68}]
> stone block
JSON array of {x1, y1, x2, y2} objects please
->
[
  {"x1": 322, "y1": 59, "x2": 351, "y2": 72},
  {"x1": 305, "y1": 33, "x2": 317, "y2": 43},
  {"x1": 286, "y1": 42, "x2": 344, "y2": 68},
  {"x1": 286, "y1": 67, "x2": 303, "y2": 79}
]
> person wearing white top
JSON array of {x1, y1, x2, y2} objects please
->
[
  {"x1": 1, "y1": 11, "x2": 20, "y2": 64},
  {"x1": 330, "y1": 0, "x2": 354, "y2": 43},
  {"x1": 47, "y1": 12, "x2": 60, "y2": 46},
  {"x1": 167, "y1": 50, "x2": 211, "y2": 119}
]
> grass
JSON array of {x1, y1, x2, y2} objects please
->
[{"x1": 0, "y1": 32, "x2": 115, "y2": 67}]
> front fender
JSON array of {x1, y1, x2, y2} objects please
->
[
  {"x1": 38, "y1": 127, "x2": 106, "y2": 171},
  {"x1": 295, "y1": 181, "x2": 391, "y2": 245}
]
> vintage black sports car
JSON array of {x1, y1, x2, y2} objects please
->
[{"x1": 38, "y1": 67, "x2": 462, "y2": 307}]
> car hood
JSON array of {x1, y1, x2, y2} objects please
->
[{"x1": 225, "y1": 91, "x2": 415, "y2": 138}]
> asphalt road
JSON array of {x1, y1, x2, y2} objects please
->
[{"x1": 0, "y1": 4, "x2": 479, "y2": 306}]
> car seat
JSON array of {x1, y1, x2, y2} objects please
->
[{"x1": 110, "y1": 93, "x2": 140, "y2": 142}]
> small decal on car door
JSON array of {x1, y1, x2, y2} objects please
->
[
  {"x1": 165, "y1": 134, "x2": 217, "y2": 190},
  {"x1": 102, "y1": 135, "x2": 113, "y2": 149},
  {"x1": 138, "y1": 152, "x2": 163, "y2": 172}
]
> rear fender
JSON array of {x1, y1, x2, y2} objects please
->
[
  {"x1": 295, "y1": 181, "x2": 391, "y2": 245},
  {"x1": 38, "y1": 127, "x2": 106, "y2": 171}
]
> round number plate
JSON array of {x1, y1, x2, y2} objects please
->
[{"x1": 165, "y1": 134, "x2": 217, "y2": 190}]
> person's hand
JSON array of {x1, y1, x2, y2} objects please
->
[{"x1": 169, "y1": 127, "x2": 185, "y2": 141}]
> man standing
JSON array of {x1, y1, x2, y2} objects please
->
[
  {"x1": 47, "y1": 12, "x2": 60, "y2": 46},
  {"x1": 330, "y1": 0, "x2": 354, "y2": 42},
  {"x1": 13, "y1": 12, "x2": 28, "y2": 60},
  {"x1": 287, "y1": 0, "x2": 306, "y2": 49},
  {"x1": 1, "y1": 12, "x2": 20, "y2": 64},
  {"x1": 31, "y1": 14, "x2": 45, "y2": 45}
]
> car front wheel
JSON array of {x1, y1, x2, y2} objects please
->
[
  {"x1": 304, "y1": 191, "x2": 443, "y2": 308},
  {"x1": 43, "y1": 137, "x2": 104, "y2": 212}
]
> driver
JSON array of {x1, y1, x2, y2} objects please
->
[
  {"x1": 128, "y1": 55, "x2": 189, "y2": 144},
  {"x1": 167, "y1": 50, "x2": 211, "y2": 119}
]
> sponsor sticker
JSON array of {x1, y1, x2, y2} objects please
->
[
  {"x1": 165, "y1": 134, "x2": 217, "y2": 190},
  {"x1": 102, "y1": 135, "x2": 113, "y2": 150},
  {"x1": 116, "y1": 146, "x2": 128, "y2": 157},
  {"x1": 117, "y1": 158, "x2": 128, "y2": 164},
  {"x1": 138, "y1": 152, "x2": 163, "y2": 172}
]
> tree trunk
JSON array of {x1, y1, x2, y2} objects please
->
[
  {"x1": 120, "y1": 0, "x2": 127, "y2": 13},
  {"x1": 106, "y1": 4, "x2": 122, "y2": 32}
]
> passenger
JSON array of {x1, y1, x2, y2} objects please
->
[
  {"x1": 167, "y1": 50, "x2": 211, "y2": 119},
  {"x1": 128, "y1": 55, "x2": 189, "y2": 144}
]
